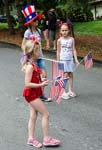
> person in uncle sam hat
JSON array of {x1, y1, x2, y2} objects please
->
[{"x1": 21, "y1": 5, "x2": 52, "y2": 102}]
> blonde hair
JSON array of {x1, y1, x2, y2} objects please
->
[{"x1": 21, "y1": 40, "x2": 40, "y2": 71}]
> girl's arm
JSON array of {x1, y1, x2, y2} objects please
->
[
  {"x1": 57, "y1": 39, "x2": 61, "y2": 61},
  {"x1": 72, "y1": 38, "x2": 80, "y2": 65},
  {"x1": 25, "y1": 65, "x2": 48, "y2": 88}
]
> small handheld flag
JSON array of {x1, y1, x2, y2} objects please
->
[
  {"x1": 55, "y1": 77, "x2": 69, "y2": 104},
  {"x1": 49, "y1": 76, "x2": 69, "y2": 104},
  {"x1": 84, "y1": 52, "x2": 93, "y2": 70}
]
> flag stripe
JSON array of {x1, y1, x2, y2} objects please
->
[
  {"x1": 84, "y1": 52, "x2": 93, "y2": 70},
  {"x1": 56, "y1": 88, "x2": 65, "y2": 104}
]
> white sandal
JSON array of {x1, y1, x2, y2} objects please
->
[{"x1": 68, "y1": 92, "x2": 77, "y2": 98}]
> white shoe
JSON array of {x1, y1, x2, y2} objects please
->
[
  {"x1": 67, "y1": 92, "x2": 77, "y2": 98},
  {"x1": 61, "y1": 92, "x2": 70, "y2": 100}
]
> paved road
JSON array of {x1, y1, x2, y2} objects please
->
[{"x1": 0, "y1": 43, "x2": 102, "y2": 150}]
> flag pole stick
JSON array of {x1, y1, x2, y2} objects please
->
[
  {"x1": 73, "y1": 51, "x2": 92, "y2": 71},
  {"x1": 40, "y1": 51, "x2": 91, "y2": 64},
  {"x1": 73, "y1": 58, "x2": 84, "y2": 71},
  {"x1": 79, "y1": 51, "x2": 92, "y2": 65},
  {"x1": 39, "y1": 57, "x2": 62, "y2": 63},
  {"x1": 48, "y1": 77, "x2": 69, "y2": 82}
]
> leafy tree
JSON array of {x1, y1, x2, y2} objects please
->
[
  {"x1": 0, "y1": 0, "x2": 93, "y2": 35},
  {"x1": 56, "y1": 0, "x2": 93, "y2": 22},
  {"x1": 1, "y1": 0, "x2": 15, "y2": 34}
]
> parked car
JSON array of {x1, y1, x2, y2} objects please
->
[
  {"x1": 0, "y1": 15, "x2": 7, "y2": 23},
  {"x1": 0, "y1": 15, "x2": 17, "y2": 26}
]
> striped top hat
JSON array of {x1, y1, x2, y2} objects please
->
[{"x1": 21, "y1": 5, "x2": 43, "y2": 26}]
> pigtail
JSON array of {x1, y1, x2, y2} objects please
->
[{"x1": 21, "y1": 54, "x2": 29, "y2": 72}]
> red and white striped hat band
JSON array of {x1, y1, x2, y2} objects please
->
[{"x1": 22, "y1": 5, "x2": 36, "y2": 17}]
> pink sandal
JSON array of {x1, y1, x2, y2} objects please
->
[
  {"x1": 43, "y1": 137, "x2": 61, "y2": 146},
  {"x1": 27, "y1": 138, "x2": 42, "y2": 148}
]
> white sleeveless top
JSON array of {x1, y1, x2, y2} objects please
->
[
  {"x1": 60, "y1": 37, "x2": 73, "y2": 61},
  {"x1": 24, "y1": 28, "x2": 41, "y2": 42},
  {"x1": 24, "y1": 29, "x2": 43, "y2": 56}
]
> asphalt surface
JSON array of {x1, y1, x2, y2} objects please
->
[{"x1": 0, "y1": 42, "x2": 102, "y2": 150}]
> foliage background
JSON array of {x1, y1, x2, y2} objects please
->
[{"x1": 0, "y1": 0, "x2": 102, "y2": 61}]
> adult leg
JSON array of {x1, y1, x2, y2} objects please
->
[
  {"x1": 51, "y1": 30, "x2": 56, "y2": 50},
  {"x1": 49, "y1": 30, "x2": 56, "y2": 50},
  {"x1": 43, "y1": 29, "x2": 50, "y2": 49}
]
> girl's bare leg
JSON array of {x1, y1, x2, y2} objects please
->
[
  {"x1": 30, "y1": 98, "x2": 49, "y2": 138},
  {"x1": 68, "y1": 72, "x2": 73, "y2": 92},
  {"x1": 53, "y1": 40, "x2": 56, "y2": 50},
  {"x1": 41, "y1": 69, "x2": 47, "y2": 80},
  {"x1": 63, "y1": 72, "x2": 69, "y2": 92},
  {"x1": 28, "y1": 104, "x2": 38, "y2": 139},
  {"x1": 41, "y1": 69, "x2": 47, "y2": 94}
]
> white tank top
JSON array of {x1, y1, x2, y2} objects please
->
[
  {"x1": 60, "y1": 38, "x2": 73, "y2": 60},
  {"x1": 24, "y1": 29, "x2": 43, "y2": 56}
]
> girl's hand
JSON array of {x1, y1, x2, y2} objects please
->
[
  {"x1": 41, "y1": 77, "x2": 47, "y2": 82},
  {"x1": 75, "y1": 60, "x2": 80, "y2": 66},
  {"x1": 41, "y1": 80, "x2": 49, "y2": 87}
]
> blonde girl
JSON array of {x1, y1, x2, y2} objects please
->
[{"x1": 22, "y1": 40, "x2": 60, "y2": 148}]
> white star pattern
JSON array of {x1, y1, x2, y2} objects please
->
[{"x1": 29, "y1": 15, "x2": 32, "y2": 19}]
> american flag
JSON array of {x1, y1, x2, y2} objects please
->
[
  {"x1": 49, "y1": 76, "x2": 62, "y2": 99},
  {"x1": 49, "y1": 76, "x2": 69, "y2": 104},
  {"x1": 56, "y1": 78, "x2": 69, "y2": 104},
  {"x1": 56, "y1": 88, "x2": 65, "y2": 104},
  {"x1": 84, "y1": 52, "x2": 93, "y2": 70},
  {"x1": 52, "y1": 61, "x2": 64, "y2": 80},
  {"x1": 55, "y1": 77, "x2": 64, "y2": 87}
]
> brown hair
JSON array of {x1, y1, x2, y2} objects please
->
[{"x1": 60, "y1": 22, "x2": 71, "y2": 37}]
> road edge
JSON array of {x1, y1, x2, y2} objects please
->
[{"x1": 0, "y1": 41, "x2": 102, "y2": 66}]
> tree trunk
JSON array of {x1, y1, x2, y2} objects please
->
[
  {"x1": 5, "y1": 0, "x2": 14, "y2": 34},
  {"x1": 16, "y1": 0, "x2": 27, "y2": 37}
]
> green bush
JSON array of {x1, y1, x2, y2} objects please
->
[
  {"x1": 56, "y1": 2, "x2": 93, "y2": 22},
  {"x1": 97, "y1": 16, "x2": 102, "y2": 20},
  {"x1": 69, "y1": 7, "x2": 93, "y2": 22}
]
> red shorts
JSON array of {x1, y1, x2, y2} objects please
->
[{"x1": 23, "y1": 87, "x2": 42, "y2": 103}]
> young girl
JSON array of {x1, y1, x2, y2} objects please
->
[
  {"x1": 57, "y1": 23, "x2": 79, "y2": 99},
  {"x1": 22, "y1": 40, "x2": 60, "y2": 148},
  {"x1": 21, "y1": 5, "x2": 51, "y2": 102}
]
